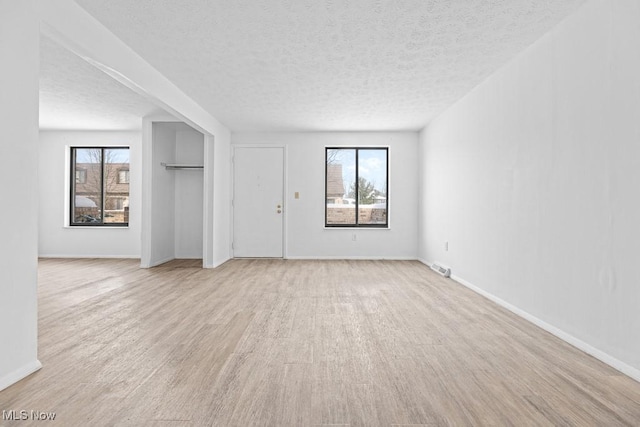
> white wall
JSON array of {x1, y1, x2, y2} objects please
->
[
  {"x1": 174, "y1": 129, "x2": 204, "y2": 259},
  {"x1": 0, "y1": 0, "x2": 41, "y2": 391},
  {"x1": 149, "y1": 124, "x2": 177, "y2": 265},
  {"x1": 419, "y1": 0, "x2": 640, "y2": 378},
  {"x1": 233, "y1": 132, "x2": 418, "y2": 259},
  {"x1": 208, "y1": 130, "x2": 232, "y2": 268},
  {"x1": 38, "y1": 131, "x2": 142, "y2": 258}
]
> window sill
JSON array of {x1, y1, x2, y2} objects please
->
[
  {"x1": 323, "y1": 226, "x2": 390, "y2": 230},
  {"x1": 64, "y1": 225, "x2": 130, "y2": 229}
]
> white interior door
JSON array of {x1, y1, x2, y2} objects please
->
[{"x1": 233, "y1": 146, "x2": 284, "y2": 257}]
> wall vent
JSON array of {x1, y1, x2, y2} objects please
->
[{"x1": 430, "y1": 262, "x2": 451, "y2": 278}]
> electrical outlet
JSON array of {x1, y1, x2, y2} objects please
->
[{"x1": 352, "y1": 234, "x2": 357, "y2": 241}]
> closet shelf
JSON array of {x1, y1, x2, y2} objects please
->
[{"x1": 161, "y1": 162, "x2": 204, "y2": 170}]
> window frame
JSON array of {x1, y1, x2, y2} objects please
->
[
  {"x1": 324, "y1": 146, "x2": 389, "y2": 228},
  {"x1": 69, "y1": 146, "x2": 130, "y2": 227}
]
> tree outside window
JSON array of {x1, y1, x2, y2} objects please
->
[
  {"x1": 325, "y1": 147, "x2": 388, "y2": 227},
  {"x1": 70, "y1": 147, "x2": 130, "y2": 226}
]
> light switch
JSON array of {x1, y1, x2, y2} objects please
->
[{"x1": 294, "y1": 192, "x2": 300, "y2": 199}]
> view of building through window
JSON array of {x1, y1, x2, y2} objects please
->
[
  {"x1": 70, "y1": 147, "x2": 130, "y2": 225},
  {"x1": 325, "y1": 147, "x2": 388, "y2": 227}
]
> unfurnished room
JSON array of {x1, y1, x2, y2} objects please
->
[{"x1": 1, "y1": 0, "x2": 640, "y2": 425}]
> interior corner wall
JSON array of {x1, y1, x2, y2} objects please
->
[
  {"x1": 419, "y1": 0, "x2": 640, "y2": 377},
  {"x1": 232, "y1": 132, "x2": 419, "y2": 260},
  {"x1": 38, "y1": 131, "x2": 142, "y2": 258},
  {"x1": 0, "y1": 0, "x2": 41, "y2": 391},
  {"x1": 174, "y1": 129, "x2": 204, "y2": 259},
  {"x1": 149, "y1": 124, "x2": 177, "y2": 265}
]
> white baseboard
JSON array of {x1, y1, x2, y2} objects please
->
[
  {"x1": 39, "y1": 254, "x2": 140, "y2": 259},
  {"x1": 208, "y1": 257, "x2": 232, "y2": 269},
  {"x1": 147, "y1": 256, "x2": 176, "y2": 267},
  {"x1": 0, "y1": 359, "x2": 42, "y2": 392},
  {"x1": 417, "y1": 262, "x2": 640, "y2": 383}
]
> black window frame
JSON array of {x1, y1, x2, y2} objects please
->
[
  {"x1": 325, "y1": 146, "x2": 389, "y2": 228},
  {"x1": 70, "y1": 146, "x2": 130, "y2": 227}
]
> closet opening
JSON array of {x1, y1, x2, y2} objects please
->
[{"x1": 143, "y1": 121, "x2": 205, "y2": 267}]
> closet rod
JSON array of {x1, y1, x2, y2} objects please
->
[{"x1": 161, "y1": 162, "x2": 204, "y2": 170}]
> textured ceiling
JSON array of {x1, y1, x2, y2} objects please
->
[
  {"x1": 39, "y1": 36, "x2": 164, "y2": 131},
  {"x1": 72, "y1": 0, "x2": 585, "y2": 132}
]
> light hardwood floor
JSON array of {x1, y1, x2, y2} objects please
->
[{"x1": 1, "y1": 258, "x2": 640, "y2": 426}]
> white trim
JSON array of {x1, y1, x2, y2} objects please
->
[
  {"x1": 63, "y1": 226, "x2": 130, "y2": 229},
  {"x1": 0, "y1": 360, "x2": 42, "y2": 392},
  {"x1": 39, "y1": 255, "x2": 140, "y2": 259},
  {"x1": 323, "y1": 227, "x2": 391, "y2": 230},
  {"x1": 227, "y1": 143, "x2": 234, "y2": 261},
  {"x1": 64, "y1": 146, "x2": 71, "y2": 227},
  {"x1": 146, "y1": 255, "x2": 176, "y2": 267},
  {"x1": 285, "y1": 256, "x2": 418, "y2": 260},
  {"x1": 202, "y1": 134, "x2": 214, "y2": 268},
  {"x1": 418, "y1": 260, "x2": 640, "y2": 383},
  {"x1": 282, "y1": 145, "x2": 288, "y2": 259},
  {"x1": 212, "y1": 257, "x2": 232, "y2": 269},
  {"x1": 140, "y1": 118, "x2": 154, "y2": 268}
]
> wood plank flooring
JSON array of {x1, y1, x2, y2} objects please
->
[{"x1": 1, "y1": 258, "x2": 640, "y2": 426}]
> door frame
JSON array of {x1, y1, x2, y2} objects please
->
[{"x1": 231, "y1": 144, "x2": 288, "y2": 258}]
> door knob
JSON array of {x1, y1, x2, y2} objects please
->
[
  {"x1": 277, "y1": 209, "x2": 282, "y2": 214},
  {"x1": 277, "y1": 204, "x2": 281, "y2": 208}
]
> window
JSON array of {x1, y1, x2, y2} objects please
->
[
  {"x1": 325, "y1": 147, "x2": 388, "y2": 227},
  {"x1": 75, "y1": 169, "x2": 86, "y2": 184},
  {"x1": 118, "y1": 169, "x2": 130, "y2": 184},
  {"x1": 70, "y1": 147, "x2": 130, "y2": 226}
]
